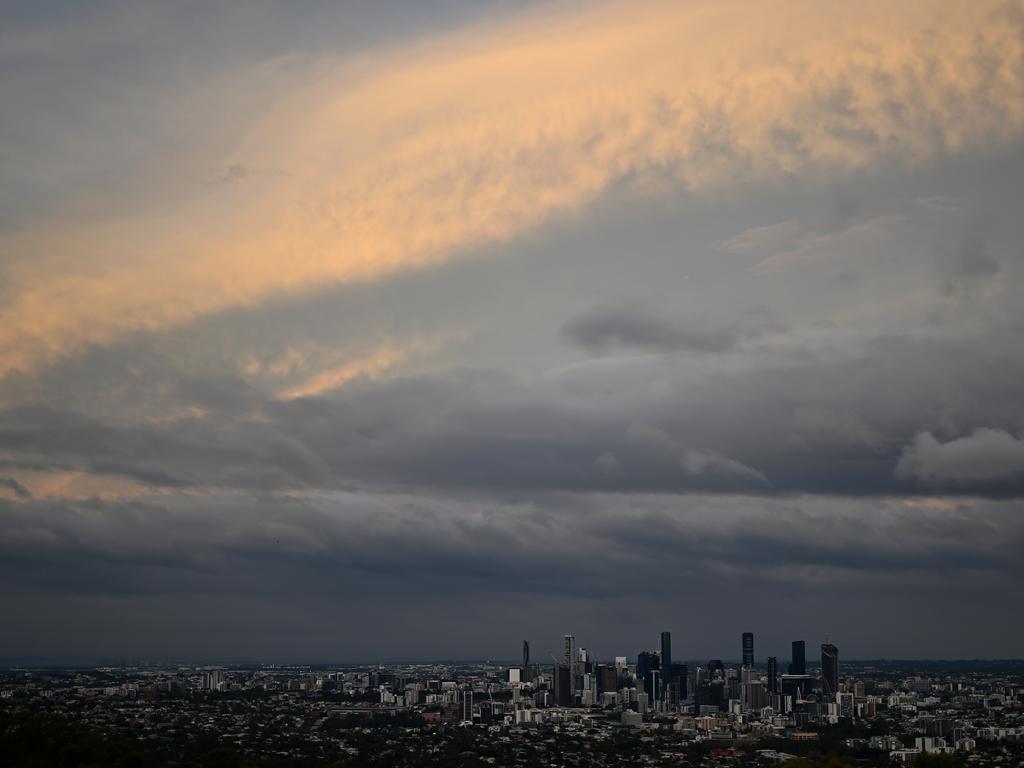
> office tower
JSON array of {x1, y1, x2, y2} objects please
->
[
  {"x1": 668, "y1": 662, "x2": 688, "y2": 703},
  {"x1": 596, "y1": 664, "x2": 618, "y2": 694},
  {"x1": 203, "y1": 670, "x2": 224, "y2": 691},
  {"x1": 660, "y1": 631, "x2": 672, "y2": 697},
  {"x1": 637, "y1": 651, "x2": 660, "y2": 701},
  {"x1": 821, "y1": 642, "x2": 839, "y2": 697},
  {"x1": 564, "y1": 634, "x2": 577, "y2": 700},
  {"x1": 742, "y1": 632, "x2": 754, "y2": 667},
  {"x1": 743, "y1": 680, "x2": 767, "y2": 710},
  {"x1": 767, "y1": 656, "x2": 778, "y2": 694},
  {"x1": 790, "y1": 640, "x2": 806, "y2": 675},
  {"x1": 523, "y1": 640, "x2": 530, "y2": 674},
  {"x1": 554, "y1": 664, "x2": 572, "y2": 706}
]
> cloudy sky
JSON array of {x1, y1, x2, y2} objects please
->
[{"x1": 2, "y1": 0, "x2": 1024, "y2": 663}]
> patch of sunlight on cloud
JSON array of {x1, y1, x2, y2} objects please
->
[{"x1": 1, "y1": 0, "x2": 1022, "y2": 378}]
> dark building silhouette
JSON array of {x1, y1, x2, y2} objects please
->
[
  {"x1": 767, "y1": 656, "x2": 778, "y2": 693},
  {"x1": 554, "y1": 664, "x2": 572, "y2": 706},
  {"x1": 781, "y1": 674, "x2": 815, "y2": 699},
  {"x1": 596, "y1": 664, "x2": 618, "y2": 694},
  {"x1": 668, "y1": 662, "x2": 688, "y2": 702},
  {"x1": 696, "y1": 679, "x2": 726, "y2": 709},
  {"x1": 660, "y1": 631, "x2": 671, "y2": 697},
  {"x1": 742, "y1": 632, "x2": 754, "y2": 667},
  {"x1": 707, "y1": 659, "x2": 725, "y2": 680},
  {"x1": 790, "y1": 640, "x2": 806, "y2": 675},
  {"x1": 637, "y1": 651, "x2": 660, "y2": 701},
  {"x1": 821, "y1": 642, "x2": 839, "y2": 697}
]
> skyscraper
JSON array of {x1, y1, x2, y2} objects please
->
[
  {"x1": 669, "y1": 662, "x2": 688, "y2": 703},
  {"x1": 742, "y1": 632, "x2": 754, "y2": 667},
  {"x1": 637, "y1": 651, "x2": 660, "y2": 702},
  {"x1": 564, "y1": 634, "x2": 577, "y2": 700},
  {"x1": 766, "y1": 656, "x2": 778, "y2": 694},
  {"x1": 790, "y1": 640, "x2": 806, "y2": 675},
  {"x1": 554, "y1": 664, "x2": 571, "y2": 706},
  {"x1": 821, "y1": 642, "x2": 839, "y2": 697},
  {"x1": 596, "y1": 664, "x2": 617, "y2": 694},
  {"x1": 522, "y1": 640, "x2": 530, "y2": 679},
  {"x1": 660, "y1": 631, "x2": 672, "y2": 696}
]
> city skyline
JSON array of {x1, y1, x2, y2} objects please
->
[
  {"x1": 10, "y1": 629, "x2": 1009, "y2": 669},
  {"x1": 2, "y1": 0, "x2": 1024, "y2": 662}
]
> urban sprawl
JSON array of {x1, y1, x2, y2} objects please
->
[{"x1": 2, "y1": 634, "x2": 1023, "y2": 767}]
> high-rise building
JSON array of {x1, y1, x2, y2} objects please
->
[
  {"x1": 821, "y1": 642, "x2": 839, "y2": 697},
  {"x1": 637, "y1": 651, "x2": 660, "y2": 701},
  {"x1": 564, "y1": 634, "x2": 577, "y2": 700},
  {"x1": 742, "y1": 632, "x2": 754, "y2": 667},
  {"x1": 790, "y1": 640, "x2": 806, "y2": 675},
  {"x1": 660, "y1": 631, "x2": 672, "y2": 696},
  {"x1": 596, "y1": 664, "x2": 618, "y2": 694},
  {"x1": 554, "y1": 664, "x2": 572, "y2": 706},
  {"x1": 523, "y1": 640, "x2": 530, "y2": 673},
  {"x1": 767, "y1": 656, "x2": 778, "y2": 694},
  {"x1": 743, "y1": 680, "x2": 767, "y2": 710},
  {"x1": 202, "y1": 670, "x2": 224, "y2": 691},
  {"x1": 668, "y1": 662, "x2": 688, "y2": 703}
]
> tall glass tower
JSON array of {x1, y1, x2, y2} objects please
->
[
  {"x1": 766, "y1": 656, "x2": 778, "y2": 693},
  {"x1": 821, "y1": 642, "x2": 839, "y2": 697},
  {"x1": 790, "y1": 640, "x2": 806, "y2": 675},
  {"x1": 564, "y1": 634, "x2": 576, "y2": 699}
]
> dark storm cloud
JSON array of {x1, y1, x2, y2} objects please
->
[
  {"x1": 562, "y1": 305, "x2": 781, "y2": 354},
  {"x1": 2, "y1": 491, "x2": 1022, "y2": 659},
  {"x1": 4, "y1": 332, "x2": 1024, "y2": 499},
  {"x1": 272, "y1": 334, "x2": 1024, "y2": 497},
  {"x1": 0, "y1": 403, "x2": 332, "y2": 491},
  {"x1": 2, "y1": 493, "x2": 1017, "y2": 596}
]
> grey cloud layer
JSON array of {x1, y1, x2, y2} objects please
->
[
  {"x1": 562, "y1": 305, "x2": 781, "y2": 354},
  {"x1": 1, "y1": 22, "x2": 1023, "y2": 659},
  {"x1": 4, "y1": 331, "x2": 1024, "y2": 499},
  {"x1": 2, "y1": 491, "x2": 1021, "y2": 659},
  {"x1": 898, "y1": 429, "x2": 1024, "y2": 486}
]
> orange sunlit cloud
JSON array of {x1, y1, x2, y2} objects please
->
[{"x1": 1, "y1": 0, "x2": 1021, "y2": 379}]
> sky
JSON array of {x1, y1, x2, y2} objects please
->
[{"x1": 1, "y1": 0, "x2": 1024, "y2": 663}]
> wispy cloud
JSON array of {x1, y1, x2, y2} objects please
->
[
  {"x1": 1, "y1": 0, "x2": 1022, "y2": 378},
  {"x1": 747, "y1": 216, "x2": 901, "y2": 273},
  {"x1": 276, "y1": 337, "x2": 445, "y2": 400}
]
